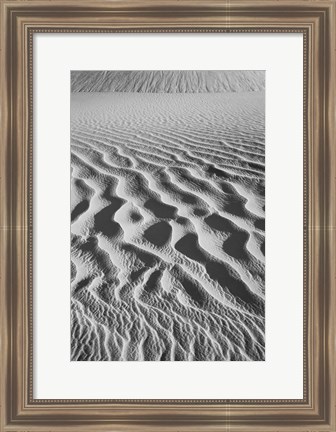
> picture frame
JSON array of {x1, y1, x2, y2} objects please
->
[{"x1": 1, "y1": 0, "x2": 335, "y2": 430}]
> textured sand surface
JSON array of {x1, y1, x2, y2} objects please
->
[
  {"x1": 71, "y1": 71, "x2": 265, "y2": 361},
  {"x1": 72, "y1": 70, "x2": 265, "y2": 93}
]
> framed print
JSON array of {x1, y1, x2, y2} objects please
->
[{"x1": 1, "y1": 0, "x2": 335, "y2": 431}]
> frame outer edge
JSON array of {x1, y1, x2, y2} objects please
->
[
  {"x1": 1, "y1": 3, "x2": 13, "y2": 432},
  {"x1": 1, "y1": 1, "x2": 335, "y2": 431},
  {"x1": 327, "y1": 1, "x2": 336, "y2": 431}
]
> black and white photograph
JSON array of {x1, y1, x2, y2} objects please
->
[{"x1": 70, "y1": 70, "x2": 265, "y2": 361}]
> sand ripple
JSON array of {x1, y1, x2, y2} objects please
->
[{"x1": 71, "y1": 91, "x2": 265, "y2": 361}]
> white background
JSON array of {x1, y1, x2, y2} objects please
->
[{"x1": 34, "y1": 34, "x2": 303, "y2": 399}]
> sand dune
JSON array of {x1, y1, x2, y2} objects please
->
[
  {"x1": 71, "y1": 71, "x2": 265, "y2": 361},
  {"x1": 71, "y1": 70, "x2": 265, "y2": 93}
]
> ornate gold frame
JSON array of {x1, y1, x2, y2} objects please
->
[{"x1": 1, "y1": 1, "x2": 335, "y2": 431}]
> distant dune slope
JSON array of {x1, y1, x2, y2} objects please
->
[
  {"x1": 71, "y1": 71, "x2": 265, "y2": 362},
  {"x1": 71, "y1": 70, "x2": 265, "y2": 93}
]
